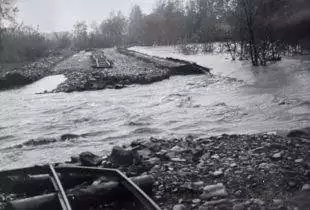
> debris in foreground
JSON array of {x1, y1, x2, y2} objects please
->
[
  {"x1": 1, "y1": 127, "x2": 309, "y2": 209},
  {"x1": 96, "y1": 127, "x2": 309, "y2": 209},
  {"x1": 0, "y1": 165, "x2": 159, "y2": 210}
]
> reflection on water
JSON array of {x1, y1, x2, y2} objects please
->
[{"x1": 0, "y1": 58, "x2": 309, "y2": 169}]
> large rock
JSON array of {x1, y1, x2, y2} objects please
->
[
  {"x1": 61, "y1": 133, "x2": 80, "y2": 140},
  {"x1": 109, "y1": 146, "x2": 139, "y2": 166},
  {"x1": 79, "y1": 152, "x2": 103, "y2": 166},
  {"x1": 200, "y1": 183, "x2": 228, "y2": 200},
  {"x1": 287, "y1": 127, "x2": 310, "y2": 139}
]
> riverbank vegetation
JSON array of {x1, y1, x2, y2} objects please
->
[{"x1": 1, "y1": 0, "x2": 310, "y2": 65}]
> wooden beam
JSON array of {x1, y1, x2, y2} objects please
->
[{"x1": 7, "y1": 175, "x2": 154, "y2": 210}]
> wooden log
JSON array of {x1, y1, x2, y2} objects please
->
[
  {"x1": 6, "y1": 194, "x2": 60, "y2": 210},
  {"x1": 0, "y1": 174, "x2": 54, "y2": 195},
  {"x1": 7, "y1": 175, "x2": 154, "y2": 210},
  {"x1": 0, "y1": 173, "x2": 98, "y2": 195}
]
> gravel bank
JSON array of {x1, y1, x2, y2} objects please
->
[
  {"x1": 0, "y1": 51, "x2": 72, "y2": 90},
  {"x1": 54, "y1": 49, "x2": 173, "y2": 92},
  {"x1": 54, "y1": 48, "x2": 210, "y2": 92},
  {"x1": 0, "y1": 47, "x2": 210, "y2": 92},
  {"x1": 66, "y1": 127, "x2": 310, "y2": 210}
]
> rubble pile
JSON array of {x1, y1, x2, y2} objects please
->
[
  {"x1": 55, "y1": 48, "x2": 211, "y2": 92},
  {"x1": 0, "y1": 53, "x2": 72, "y2": 90},
  {"x1": 0, "y1": 48, "x2": 211, "y2": 92},
  {"x1": 55, "y1": 48, "x2": 174, "y2": 92},
  {"x1": 68, "y1": 127, "x2": 310, "y2": 209}
]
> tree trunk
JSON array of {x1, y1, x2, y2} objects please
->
[{"x1": 7, "y1": 175, "x2": 154, "y2": 210}]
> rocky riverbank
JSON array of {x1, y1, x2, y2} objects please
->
[
  {"x1": 65, "y1": 127, "x2": 310, "y2": 210},
  {"x1": 0, "y1": 51, "x2": 73, "y2": 90},
  {"x1": 0, "y1": 48, "x2": 210, "y2": 92}
]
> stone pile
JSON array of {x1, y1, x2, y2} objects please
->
[
  {"x1": 55, "y1": 48, "x2": 211, "y2": 93},
  {"x1": 0, "y1": 53, "x2": 71, "y2": 90},
  {"x1": 66, "y1": 127, "x2": 310, "y2": 209}
]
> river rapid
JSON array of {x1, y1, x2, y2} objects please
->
[{"x1": 0, "y1": 53, "x2": 309, "y2": 170}]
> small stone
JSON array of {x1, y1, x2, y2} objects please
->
[
  {"x1": 230, "y1": 163, "x2": 237, "y2": 167},
  {"x1": 170, "y1": 145, "x2": 184, "y2": 152},
  {"x1": 234, "y1": 190, "x2": 242, "y2": 196},
  {"x1": 61, "y1": 133, "x2": 80, "y2": 140},
  {"x1": 211, "y1": 154, "x2": 220, "y2": 159},
  {"x1": 271, "y1": 152, "x2": 282, "y2": 160},
  {"x1": 302, "y1": 184, "x2": 310, "y2": 191},
  {"x1": 165, "y1": 151, "x2": 177, "y2": 159},
  {"x1": 146, "y1": 157, "x2": 160, "y2": 165},
  {"x1": 288, "y1": 181, "x2": 297, "y2": 187},
  {"x1": 173, "y1": 204, "x2": 186, "y2": 210},
  {"x1": 150, "y1": 165, "x2": 160, "y2": 173},
  {"x1": 246, "y1": 175, "x2": 253, "y2": 180},
  {"x1": 155, "y1": 195, "x2": 162, "y2": 200},
  {"x1": 199, "y1": 199, "x2": 233, "y2": 209},
  {"x1": 171, "y1": 157, "x2": 186, "y2": 162},
  {"x1": 178, "y1": 168, "x2": 192, "y2": 177},
  {"x1": 250, "y1": 146, "x2": 266, "y2": 154},
  {"x1": 212, "y1": 169, "x2": 223, "y2": 177},
  {"x1": 193, "y1": 181, "x2": 204, "y2": 187},
  {"x1": 295, "y1": 158, "x2": 303, "y2": 163},
  {"x1": 136, "y1": 148, "x2": 152, "y2": 159},
  {"x1": 0, "y1": 194, "x2": 5, "y2": 202},
  {"x1": 273, "y1": 199, "x2": 283, "y2": 205},
  {"x1": 192, "y1": 199, "x2": 201, "y2": 204},
  {"x1": 233, "y1": 203, "x2": 247, "y2": 210},
  {"x1": 70, "y1": 155, "x2": 80, "y2": 163},
  {"x1": 79, "y1": 152, "x2": 103, "y2": 166},
  {"x1": 259, "y1": 162, "x2": 274, "y2": 170},
  {"x1": 200, "y1": 183, "x2": 228, "y2": 199},
  {"x1": 156, "y1": 150, "x2": 169, "y2": 160},
  {"x1": 251, "y1": 198, "x2": 265, "y2": 206}
]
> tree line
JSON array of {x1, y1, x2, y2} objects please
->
[{"x1": 1, "y1": 0, "x2": 310, "y2": 65}]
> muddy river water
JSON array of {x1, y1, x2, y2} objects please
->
[{"x1": 0, "y1": 52, "x2": 309, "y2": 170}]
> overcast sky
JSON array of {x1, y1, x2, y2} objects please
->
[{"x1": 16, "y1": 0, "x2": 156, "y2": 32}]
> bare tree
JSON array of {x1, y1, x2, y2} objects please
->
[
  {"x1": 0, "y1": 0, "x2": 18, "y2": 56},
  {"x1": 233, "y1": 0, "x2": 261, "y2": 65},
  {"x1": 100, "y1": 11, "x2": 126, "y2": 47},
  {"x1": 53, "y1": 32, "x2": 72, "y2": 50},
  {"x1": 128, "y1": 5, "x2": 144, "y2": 45},
  {"x1": 73, "y1": 21, "x2": 88, "y2": 50}
]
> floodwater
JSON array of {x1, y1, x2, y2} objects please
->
[{"x1": 0, "y1": 50, "x2": 309, "y2": 170}]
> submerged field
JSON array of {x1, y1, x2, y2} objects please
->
[
  {"x1": 0, "y1": 45, "x2": 309, "y2": 209},
  {"x1": 0, "y1": 46, "x2": 309, "y2": 170}
]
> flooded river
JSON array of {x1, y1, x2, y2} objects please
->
[{"x1": 0, "y1": 52, "x2": 309, "y2": 170}]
